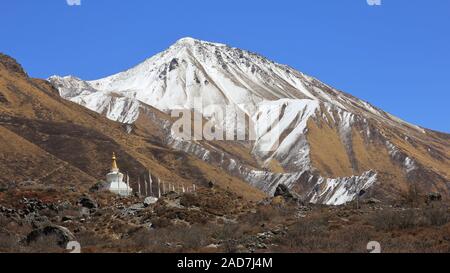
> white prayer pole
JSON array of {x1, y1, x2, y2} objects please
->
[
  {"x1": 126, "y1": 173, "x2": 130, "y2": 196},
  {"x1": 144, "y1": 178, "x2": 148, "y2": 197},
  {"x1": 158, "y1": 178, "x2": 161, "y2": 198},
  {"x1": 138, "y1": 177, "x2": 141, "y2": 196},
  {"x1": 182, "y1": 185, "x2": 185, "y2": 193},
  {"x1": 149, "y1": 171, "x2": 153, "y2": 196},
  {"x1": 193, "y1": 184, "x2": 196, "y2": 192},
  {"x1": 162, "y1": 181, "x2": 166, "y2": 194}
]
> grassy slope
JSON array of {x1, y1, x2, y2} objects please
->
[{"x1": 0, "y1": 54, "x2": 265, "y2": 201}]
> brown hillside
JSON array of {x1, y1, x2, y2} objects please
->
[{"x1": 0, "y1": 54, "x2": 265, "y2": 201}]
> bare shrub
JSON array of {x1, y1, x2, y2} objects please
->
[
  {"x1": 178, "y1": 224, "x2": 211, "y2": 250},
  {"x1": 25, "y1": 234, "x2": 63, "y2": 253},
  {"x1": 370, "y1": 209, "x2": 418, "y2": 231},
  {"x1": 0, "y1": 215, "x2": 20, "y2": 252},
  {"x1": 422, "y1": 206, "x2": 449, "y2": 227},
  {"x1": 329, "y1": 225, "x2": 374, "y2": 253},
  {"x1": 0, "y1": 215, "x2": 8, "y2": 226},
  {"x1": 213, "y1": 224, "x2": 244, "y2": 253},
  {"x1": 75, "y1": 231, "x2": 106, "y2": 252},
  {"x1": 213, "y1": 223, "x2": 242, "y2": 242},
  {"x1": 277, "y1": 214, "x2": 330, "y2": 252},
  {"x1": 0, "y1": 233, "x2": 16, "y2": 252},
  {"x1": 240, "y1": 205, "x2": 289, "y2": 227},
  {"x1": 180, "y1": 193, "x2": 199, "y2": 207},
  {"x1": 129, "y1": 224, "x2": 217, "y2": 253}
]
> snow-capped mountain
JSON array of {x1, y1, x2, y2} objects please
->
[{"x1": 49, "y1": 37, "x2": 450, "y2": 205}]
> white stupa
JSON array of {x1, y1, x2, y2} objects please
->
[{"x1": 106, "y1": 153, "x2": 133, "y2": 196}]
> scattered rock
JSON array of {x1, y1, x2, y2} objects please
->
[
  {"x1": 145, "y1": 222, "x2": 154, "y2": 230},
  {"x1": 79, "y1": 207, "x2": 91, "y2": 217},
  {"x1": 62, "y1": 216, "x2": 74, "y2": 223},
  {"x1": 129, "y1": 203, "x2": 145, "y2": 210},
  {"x1": 206, "y1": 244, "x2": 220, "y2": 249},
  {"x1": 22, "y1": 198, "x2": 48, "y2": 213},
  {"x1": 0, "y1": 206, "x2": 20, "y2": 219},
  {"x1": 366, "y1": 198, "x2": 382, "y2": 205},
  {"x1": 256, "y1": 243, "x2": 267, "y2": 249},
  {"x1": 57, "y1": 201, "x2": 72, "y2": 211},
  {"x1": 121, "y1": 203, "x2": 145, "y2": 217},
  {"x1": 24, "y1": 212, "x2": 50, "y2": 229}
]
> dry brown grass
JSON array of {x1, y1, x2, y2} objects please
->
[
  {"x1": 370, "y1": 209, "x2": 419, "y2": 231},
  {"x1": 307, "y1": 119, "x2": 353, "y2": 177}
]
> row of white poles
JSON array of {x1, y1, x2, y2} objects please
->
[{"x1": 131, "y1": 170, "x2": 197, "y2": 198}]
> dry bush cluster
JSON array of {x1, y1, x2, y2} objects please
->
[
  {"x1": 369, "y1": 205, "x2": 449, "y2": 231},
  {"x1": 126, "y1": 224, "x2": 217, "y2": 253}
]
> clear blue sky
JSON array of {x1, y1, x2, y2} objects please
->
[{"x1": 1, "y1": 0, "x2": 449, "y2": 132}]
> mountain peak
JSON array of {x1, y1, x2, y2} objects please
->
[
  {"x1": 175, "y1": 37, "x2": 198, "y2": 44},
  {"x1": 47, "y1": 39, "x2": 450, "y2": 206},
  {"x1": 173, "y1": 37, "x2": 227, "y2": 48}
]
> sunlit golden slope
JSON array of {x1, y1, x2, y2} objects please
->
[{"x1": 0, "y1": 53, "x2": 265, "y2": 201}]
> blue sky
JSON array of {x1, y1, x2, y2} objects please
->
[{"x1": 1, "y1": 0, "x2": 449, "y2": 132}]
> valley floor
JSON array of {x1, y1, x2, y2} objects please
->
[{"x1": 0, "y1": 183, "x2": 449, "y2": 253}]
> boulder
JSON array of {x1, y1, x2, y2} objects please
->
[
  {"x1": 144, "y1": 197, "x2": 159, "y2": 207},
  {"x1": 61, "y1": 216, "x2": 74, "y2": 223},
  {"x1": 77, "y1": 196, "x2": 98, "y2": 209},
  {"x1": 79, "y1": 207, "x2": 91, "y2": 217},
  {"x1": 26, "y1": 225, "x2": 75, "y2": 247},
  {"x1": 274, "y1": 184, "x2": 303, "y2": 204},
  {"x1": 427, "y1": 192, "x2": 442, "y2": 203},
  {"x1": 274, "y1": 184, "x2": 293, "y2": 199}
]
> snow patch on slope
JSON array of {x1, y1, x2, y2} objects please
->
[
  {"x1": 309, "y1": 171, "x2": 378, "y2": 205},
  {"x1": 253, "y1": 99, "x2": 319, "y2": 169}
]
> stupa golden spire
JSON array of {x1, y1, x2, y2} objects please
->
[{"x1": 111, "y1": 152, "x2": 119, "y2": 171}]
